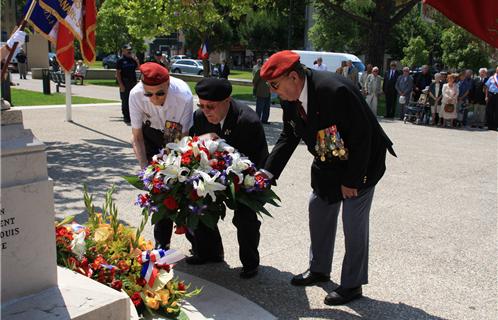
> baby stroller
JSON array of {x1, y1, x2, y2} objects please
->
[{"x1": 403, "y1": 87, "x2": 431, "y2": 125}]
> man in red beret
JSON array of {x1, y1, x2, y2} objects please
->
[
  {"x1": 259, "y1": 50, "x2": 396, "y2": 305},
  {"x1": 129, "y1": 62, "x2": 194, "y2": 251}
]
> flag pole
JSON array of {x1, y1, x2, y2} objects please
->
[
  {"x1": 1, "y1": 0, "x2": 38, "y2": 81},
  {"x1": 65, "y1": 72, "x2": 72, "y2": 122}
]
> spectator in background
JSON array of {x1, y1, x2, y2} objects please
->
[
  {"x1": 313, "y1": 57, "x2": 327, "y2": 71},
  {"x1": 116, "y1": 44, "x2": 140, "y2": 124},
  {"x1": 365, "y1": 66, "x2": 382, "y2": 116},
  {"x1": 383, "y1": 61, "x2": 401, "y2": 118},
  {"x1": 484, "y1": 66, "x2": 498, "y2": 131},
  {"x1": 336, "y1": 60, "x2": 347, "y2": 75},
  {"x1": 413, "y1": 65, "x2": 432, "y2": 102},
  {"x1": 395, "y1": 67, "x2": 414, "y2": 120},
  {"x1": 219, "y1": 59, "x2": 230, "y2": 79},
  {"x1": 16, "y1": 48, "x2": 27, "y2": 80},
  {"x1": 252, "y1": 58, "x2": 262, "y2": 76},
  {"x1": 253, "y1": 62, "x2": 271, "y2": 124},
  {"x1": 343, "y1": 60, "x2": 358, "y2": 86},
  {"x1": 440, "y1": 71, "x2": 448, "y2": 84},
  {"x1": 149, "y1": 50, "x2": 167, "y2": 68},
  {"x1": 470, "y1": 68, "x2": 488, "y2": 127},
  {"x1": 440, "y1": 73, "x2": 459, "y2": 127},
  {"x1": 457, "y1": 70, "x2": 472, "y2": 126},
  {"x1": 360, "y1": 64, "x2": 373, "y2": 95},
  {"x1": 73, "y1": 60, "x2": 87, "y2": 85},
  {"x1": 428, "y1": 73, "x2": 443, "y2": 125}
]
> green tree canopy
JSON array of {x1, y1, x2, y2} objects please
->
[
  {"x1": 238, "y1": 10, "x2": 287, "y2": 51},
  {"x1": 401, "y1": 36, "x2": 429, "y2": 68},
  {"x1": 441, "y1": 26, "x2": 490, "y2": 71}
]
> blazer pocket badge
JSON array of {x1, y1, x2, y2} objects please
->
[
  {"x1": 164, "y1": 121, "x2": 183, "y2": 144},
  {"x1": 315, "y1": 125, "x2": 348, "y2": 161}
]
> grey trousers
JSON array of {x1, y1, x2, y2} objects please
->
[{"x1": 308, "y1": 186, "x2": 375, "y2": 288}]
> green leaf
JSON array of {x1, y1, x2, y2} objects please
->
[
  {"x1": 151, "y1": 210, "x2": 165, "y2": 225},
  {"x1": 200, "y1": 213, "x2": 219, "y2": 230},
  {"x1": 122, "y1": 175, "x2": 144, "y2": 190}
]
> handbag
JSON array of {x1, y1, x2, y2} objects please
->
[
  {"x1": 444, "y1": 103, "x2": 455, "y2": 113},
  {"x1": 398, "y1": 95, "x2": 406, "y2": 104}
]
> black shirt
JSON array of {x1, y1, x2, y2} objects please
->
[
  {"x1": 116, "y1": 56, "x2": 138, "y2": 85},
  {"x1": 16, "y1": 52, "x2": 27, "y2": 63}
]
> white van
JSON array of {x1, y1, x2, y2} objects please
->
[{"x1": 292, "y1": 50, "x2": 365, "y2": 73}]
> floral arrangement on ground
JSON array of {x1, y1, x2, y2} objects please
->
[{"x1": 55, "y1": 186, "x2": 200, "y2": 319}]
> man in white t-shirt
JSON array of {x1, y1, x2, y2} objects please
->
[
  {"x1": 130, "y1": 62, "x2": 193, "y2": 167},
  {"x1": 129, "y1": 62, "x2": 193, "y2": 249}
]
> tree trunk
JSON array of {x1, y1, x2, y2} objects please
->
[
  {"x1": 365, "y1": 0, "x2": 395, "y2": 72},
  {"x1": 202, "y1": 59, "x2": 210, "y2": 77}
]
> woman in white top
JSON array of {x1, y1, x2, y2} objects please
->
[{"x1": 441, "y1": 73, "x2": 459, "y2": 126}]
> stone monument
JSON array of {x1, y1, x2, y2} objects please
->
[{"x1": 1, "y1": 109, "x2": 134, "y2": 319}]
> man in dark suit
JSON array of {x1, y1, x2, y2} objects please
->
[
  {"x1": 383, "y1": 61, "x2": 401, "y2": 118},
  {"x1": 259, "y1": 51, "x2": 395, "y2": 305},
  {"x1": 186, "y1": 78, "x2": 269, "y2": 279},
  {"x1": 219, "y1": 60, "x2": 230, "y2": 79}
]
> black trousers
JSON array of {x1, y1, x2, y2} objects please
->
[
  {"x1": 486, "y1": 93, "x2": 498, "y2": 130},
  {"x1": 186, "y1": 205, "x2": 261, "y2": 269},
  {"x1": 120, "y1": 83, "x2": 136, "y2": 122},
  {"x1": 385, "y1": 92, "x2": 397, "y2": 118}
]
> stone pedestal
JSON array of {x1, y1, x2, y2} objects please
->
[
  {"x1": 1, "y1": 109, "x2": 57, "y2": 301},
  {"x1": 1, "y1": 109, "x2": 133, "y2": 319}
]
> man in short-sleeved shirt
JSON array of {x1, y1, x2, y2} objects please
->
[
  {"x1": 129, "y1": 62, "x2": 193, "y2": 249},
  {"x1": 116, "y1": 44, "x2": 139, "y2": 124},
  {"x1": 484, "y1": 66, "x2": 498, "y2": 130}
]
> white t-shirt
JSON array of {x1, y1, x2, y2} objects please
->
[{"x1": 129, "y1": 77, "x2": 194, "y2": 133}]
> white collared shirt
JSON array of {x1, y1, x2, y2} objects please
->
[
  {"x1": 129, "y1": 77, "x2": 193, "y2": 133},
  {"x1": 298, "y1": 76, "x2": 308, "y2": 114}
]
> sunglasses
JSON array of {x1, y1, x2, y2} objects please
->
[
  {"x1": 267, "y1": 72, "x2": 291, "y2": 90},
  {"x1": 144, "y1": 90, "x2": 166, "y2": 97},
  {"x1": 197, "y1": 103, "x2": 217, "y2": 110}
]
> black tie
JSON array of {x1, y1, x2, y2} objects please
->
[{"x1": 296, "y1": 101, "x2": 308, "y2": 123}]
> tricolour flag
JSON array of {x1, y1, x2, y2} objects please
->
[
  {"x1": 24, "y1": 0, "x2": 97, "y2": 72},
  {"x1": 197, "y1": 41, "x2": 209, "y2": 60}
]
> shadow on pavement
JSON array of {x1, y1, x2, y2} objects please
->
[
  {"x1": 176, "y1": 263, "x2": 445, "y2": 320},
  {"x1": 45, "y1": 140, "x2": 136, "y2": 213}
]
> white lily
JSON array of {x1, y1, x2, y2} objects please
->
[
  {"x1": 226, "y1": 153, "x2": 253, "y2": 183},
  {"x1": 197, "y1": 150, "x2": 212, "y2": 173},
  {"x1": 158, "y1": 153, "x2": 190, "y2": 183},
  {"x1": 192, "y1": 170, "x2": 226, "y2": 202},
  {"x1": 166, "y1": 136, "x2": 191, "y2": 153},
  {"x1": 243, "y1": 175, "x2": 256, "y2": 188},
  {"x1": 151, "y1": 149, "x2": 166, "y2": 162}
]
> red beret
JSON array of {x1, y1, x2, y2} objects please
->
[
  {"x1": 140, "y1": 62, "x2": 169, "y2": 86},
  {"x1": 260, "y1": 50, "x2": 300, "y2": 80}
]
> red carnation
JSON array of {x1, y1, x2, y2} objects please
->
[
  {"x1": 178, "y1": 282, "x2": 186, "y2": 291},
  {"x1": 175, "y1": 225, "x2": 187, "y2": 234},
  {"x1": 111, "y1": 279, "x2": 123, "y2": 291},
  {"x1": 136, "y1": 277, "x2": 147, "y2": 287},
  {"x1": 163, "y1": 196, "x2": 179, "y2": 210},
  {"x1": 131, "y1": 292, "x2": 143, "y2": 306}
]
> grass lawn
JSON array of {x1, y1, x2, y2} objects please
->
[
  {"x1": 89, "y1": 60, "x2": 104, "y2": 69},
  {"x1": 11, "y1": 88, "x2": 118, "y2": 106},
  {"x1": 230, "y1": 70, "x2": 253, "y2": 80},
  {"x1": 84, "y1": 79, "x2": 256, "y2": 102},
  {"x1": 85, "y1": 79, "x2": 119, "y2": 87}
]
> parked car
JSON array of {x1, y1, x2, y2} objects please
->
[
  {"x1": 170, "y1": 55, "x2": 188, "y2": 63},
  {"x1": 102, "y1": 54, "x2": 119, "y2": 69},
  {"x1": 170, "y1": 59, "x2": 203, "y2": 75}
]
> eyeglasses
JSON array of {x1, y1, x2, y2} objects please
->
[
  {"x1": 267, "y1": 72, "x2": 290, "y2": 90},
  {"x1": 144, "y1": 90, "x2": 166, "y2": 97},
  {"x1": 197, "y1": 103, "x2": 217, "y2": 110}
]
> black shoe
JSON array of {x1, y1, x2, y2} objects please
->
[
  {"x1": 185, "y1": 255, "x2": 223, "y2": 265},
  {"x1": 240, "y1": 267, "x2": 258, "y2": 279},
  {"x1": 324, "y1": 286, "x2": 363, "y2": 305},
  {"x1": 290, "y1": 270, "x2": 329, "y2": 286}
]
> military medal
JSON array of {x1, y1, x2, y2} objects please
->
[{"x1": 315, "y1": 124, "x2": 349, "y2": 161}]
